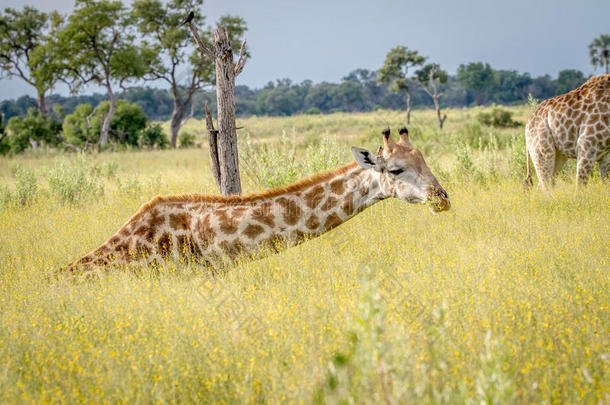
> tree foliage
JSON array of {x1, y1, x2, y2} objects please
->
[
  {"x1": 378, "y1": 46, "x2": 425, "y2": 123},
  {"x1": 457, "y1": 62, "x2": 495, "y2": 105},
  {"x1": 63, "y1": 100, "x2": 151, "y2": 148},
  {"x1": 589, "y1": 34, "x2": 610, "y2": 74},
  {"x1": 58, "y1": 0, "x2": 151, "y2": 148},
  {"x1": 378, "y1": 46, "x2": 425, "y2": 92},
  {"x1": 2, "y1": 108, "x2": 62, "y2": 153},
  {"x1": 0, "y1": 7, "x2": 65, "y2": 114}
]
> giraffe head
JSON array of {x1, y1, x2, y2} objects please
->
[{"x1": 351, "y1": 128, "x2": 450, "y2": 212}]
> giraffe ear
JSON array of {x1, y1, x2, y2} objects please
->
[
  {"x1": 351, "y1": 146, "x2": 385, "y2": 171},
  {"x1": 398, "y1": 127, "x2": 412, "y2": 148}
]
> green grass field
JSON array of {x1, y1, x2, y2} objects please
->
[{"x1": 0, "y1": 107, "x2": 608, "y2": 403}]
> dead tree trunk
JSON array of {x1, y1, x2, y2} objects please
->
[
  {"x1": 186, "y1": 20, "x2": 246, "y2": 196},
  {"x1": 418, "y1": 66, "x2": 447, "y2": 130},
  {"x1": 432, "y1": 94, "x2": 447, "y2": 129}
]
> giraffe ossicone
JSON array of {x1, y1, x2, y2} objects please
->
[
  {"x1": 63, "y1": 128, "x2": 450, "y2": 274},
  {"x1": 525, "y1": 74, "x2": 610, "y2": 187}
]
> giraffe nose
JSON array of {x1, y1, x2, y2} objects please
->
[{"x1": 428, "y1": 186, "x2": 450, "y2": 212}]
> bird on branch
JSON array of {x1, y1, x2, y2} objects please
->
[{"x1": 181, "y1": 11, "x2": 194, "y2": 26}]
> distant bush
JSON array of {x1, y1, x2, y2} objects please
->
[
  {"x1": 47, "y1": 156, "x2": 105, "y2": 204},
  {"x1": 477, "y1": 108, "x2": 520, "y2": 128},
  {"x1": 178, "y1": 131, "x2": 195, "y2": 148},
  {"x1": 63, "y1": 101, "x2": 148, "y2": 148},
  {"x1": 139, "y1": 123, "x2": 168, "y2": 149},
  {"x1": 2, "y1": 109, "x2": 62, "y2": 154},
  {"x1": 305, "y1": 107, "x2": 321, "y2": 115}
]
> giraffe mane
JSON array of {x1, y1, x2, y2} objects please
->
[{"x1": 135, "y1": 161, "x2": 359, "y2": 212}]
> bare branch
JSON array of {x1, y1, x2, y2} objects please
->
[
  {"x1": 186, "y1": 22, "x2": 214, "y2": 59},
  {"x1": 205, "y1": 101, "x2": 221, "y2": 189},
  {"x1": 234, "y1": 39, "x2": 247, "y2": 76}
]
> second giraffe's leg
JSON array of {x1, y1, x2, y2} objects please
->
[
  {"x1": 576, "y1": 131, "x2": 601, "y2": 186},
  {"x1": 576, "y1": 146, "x2": 597, "y2": 186},
  {"x1": 528, "y1": 141, "x2": 556, "y2": 189},
  {"x1": 599, "y1": 152, "x2": 610, "y2": 182}
]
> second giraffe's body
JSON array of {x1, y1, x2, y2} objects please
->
[
  {"x1": 66, "y1": 128, "x2": 450, "y2": 272},
  {"x1": 525, "y1": 74, "x2": 610, "y2": 187}
]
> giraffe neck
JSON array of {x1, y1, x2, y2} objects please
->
[{"x1": 267, "y1": 162, "x2": 386, "y2": 241}]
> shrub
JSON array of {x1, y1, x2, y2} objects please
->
[
  {"x1": 0, "y1": 184, "x2": 10, "y2": 207},
  {"x1": 305, "y1": 107, "x2": 321, "y2": 115},
  {"x1": 304, "y1": 136, "x2": 345, "y2": 175},
  {"x1": 477, "y1": 107, "x2": 520, "y2": 128},
  {"x1": 178, "y1": 131, "x2": 195, "y2": 148},
  {"x1": 63, "y1": 101, "x2": 148, "y2": 148},
  {"x1": 509, "y1": 134, "x2": 528, "y2": 179},
  {"x1": 13, "y1": 167, "x2": 38, "y2": 206},
  {"x1": 453, "y1": 142, "x2": 475, "y2": 179},
  {"x1": 460, "y1": 122, "x2": 485, "y2": 149},
  {"x1": 47, "y1": 156, "x2": 104, "y2": 204},
  {"x1": 240, "y1": 131, "x2": 300, "y2": 189},
  {"x1": 139, "y1": 124, "x2": 168, "y2": 149},
  {"x1": 3, "y1": 108, "x2": 62, "y2": 154},
  {"x1": 117, "y1": 176, "x2": 142, "y2": 195}
]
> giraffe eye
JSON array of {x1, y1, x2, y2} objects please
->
[{"x1": 389, "y1": 168, "x2": 404, "y2": 176}]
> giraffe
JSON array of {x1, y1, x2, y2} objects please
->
[
  {"x1": 63, "y1": 128, "x2": 450, "y2": 274},
  {"x1": 525, "y1": 74, "x2": 610, "y2": 188}
]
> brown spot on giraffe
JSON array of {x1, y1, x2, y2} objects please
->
[
  {"x1": 304, "y1": 185, "x2": 324, "y2": 209},
  {"x1": 169, "y1": 212, "x2": 191, "y2": 230},
  {"x1": 157, "y1": 233, "x2": 173, "y2": 256},
  {"x1": 276, "y1": 197, "x2": 302, "y2": 226},
  {"x1": 341, "y1": 192, "x2": 355, "y2": 216},
  {"x1": 330, "y1": 178, "x2": 345, "y2": 195},
  {"x1": 196, "y1": 214, "x2": 215, "y2": 245},
  {"x1": 216, "y1": 209, "x2": 239, "y2": 234},
  {"x1": 147, "y1": 208, "x2": 165, "y2": 227},
  {"x1": 251, "y1": 202, "x2": 275, "y2": 227},
  {"x1": 243, "y1": 224, "x2": 264, "y2": 240},
  {"x1": 324, "y1": 213, "x2": 342, "y2": 231},
  {"x1": 320, "y1": 196, "x2": 337, "y2": 211},
  {"x1": 305, "y1": 214, "x2": 320, "y2": 230}
]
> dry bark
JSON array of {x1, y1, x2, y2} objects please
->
[{"x1": 186, "y1": 19, "x2": 245, "y2": 196}]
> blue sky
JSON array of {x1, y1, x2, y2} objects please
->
[{"x1": 0, "y1": 0, "x2": 608, "y2": 99}]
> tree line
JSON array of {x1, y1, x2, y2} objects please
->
[{"x1": 0, "y1": 66, "x2": 594, "y2": 120}]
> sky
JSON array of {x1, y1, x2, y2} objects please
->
[{"x1": 0, "y1": 0, "x2": 609, "y2": 100}]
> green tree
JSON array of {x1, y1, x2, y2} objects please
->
[
  {"x1": 415, "y1": 63, "x2": 449, "y2": 129},
  {"x1": 457, "y1": 62, "x2": 495, "y2": 105},
  {"x1": 0, "y1": 7, "x2": 65, "y2": 115},
  {"x1": 589, "y1": 34, "x2": 610, "y2": 74},
  {"x1": 556, "y1": 69, "x2": 587, "y2": 94},
  {"x1": 133, "y1": 1, "x2": 247, "y2": 147},
  {"x1": 63, "y1": 100, "x2": 148, "y2": 148},
  {"x1": 4, "y1": 108, "x2": 62, "y2": 153},
  {"x1": 378, "y1": 46, "x2": 425, "y2": 124},
  {"x1": 58, "y1": 0, "x2": 150, "y2": 151}
]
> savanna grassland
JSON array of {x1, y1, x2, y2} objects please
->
[{"x1": 0, "y1": 106, "x2": 608, "y2": 404}]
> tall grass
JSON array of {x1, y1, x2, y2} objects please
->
[{"x1": 0, "y1": 106, "x2": 607, "y2": 403}]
